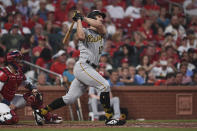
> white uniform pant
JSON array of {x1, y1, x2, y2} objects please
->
[
  {"x1": 62, "y1": 61, "x2": 110, "y2": 105},
  {"x1": 9, "y1": 94, "x2": 26, "y2": 109},
  {"x1": 90, "y1": 97, "x2": 121, "y2": 119}
]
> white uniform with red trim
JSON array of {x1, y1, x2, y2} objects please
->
[{"x1": 62, "y1": 28, "x2": 110, "y2": 104}]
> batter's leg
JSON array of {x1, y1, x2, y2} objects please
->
[
  {"x1": 76, "y1": 62, "x2": 112, "y2": 120},
  {"x1": 39, "y1": 78, "x2": 85, "y2": 116}
]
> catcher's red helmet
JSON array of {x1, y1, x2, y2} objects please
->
[{"x1": 6, "y1": 50, "x2": 23, "y2": 63}]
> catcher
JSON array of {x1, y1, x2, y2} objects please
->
[{"x1": 0, "y1": 50, "x2": 62, "y2": 125}]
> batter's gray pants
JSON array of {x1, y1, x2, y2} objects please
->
[{"x1": 62, "y1": 61, "x2": 110, "y2": 105}]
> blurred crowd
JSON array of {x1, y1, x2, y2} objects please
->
[{"x1": 0, "y1": 0, "x2": 197, "y2": 86}]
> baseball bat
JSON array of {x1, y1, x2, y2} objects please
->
[{"x1": 62, "y1": 21, "x2": 75, "y2": 44}]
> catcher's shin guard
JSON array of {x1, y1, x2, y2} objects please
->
[{"x1": 100, "y1": 92, "x2": 113, "y2": 120}]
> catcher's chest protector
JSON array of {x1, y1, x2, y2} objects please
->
[{"x1": 0, "y1": 67, "x2": 25, "y2": 101}]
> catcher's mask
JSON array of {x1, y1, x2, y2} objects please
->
[{"x1": 6, "y1": 50, "x2": 23, "y2": 70}]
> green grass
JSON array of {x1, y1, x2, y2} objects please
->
[{"x1": 1, "y1": 128, "x2": 197, "y2": 131}]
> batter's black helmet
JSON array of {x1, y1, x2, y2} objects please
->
[{"x1": 87, "y1": 10, "x2": 106, "y2": 19}]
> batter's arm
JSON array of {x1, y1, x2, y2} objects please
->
[
  {"x1": 76, "y1": 19, "x2": 85, "y2": 41},
  {"x1": 83, "y1": 17, "x2": 106, "y2": 35}
]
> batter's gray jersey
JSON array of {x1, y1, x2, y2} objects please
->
[
  {"x1": 78, "y1": 28, "x2": 106, "y2": 65},
  {"x1": 62, "y1": 28, "x2": 110, "y2": 105}
]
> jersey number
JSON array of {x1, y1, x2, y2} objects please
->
[{"x1": 99, "y1": 46, "x2": 103, "y2": 54}]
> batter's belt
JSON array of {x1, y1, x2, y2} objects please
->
[{"x1": 86, "y1": 60, "x2": 97, "y2": 69}]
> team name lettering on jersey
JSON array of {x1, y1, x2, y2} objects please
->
[{"x1": 87, "y1": 35, "x2": 102, "y2": 43}]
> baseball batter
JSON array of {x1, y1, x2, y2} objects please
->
[{"x1": 33, "y1": 10, "x2": 126, "y2": 126}]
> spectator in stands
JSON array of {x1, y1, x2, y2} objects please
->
[
  {"x1": 32, "y1": 35, "x2": 51, "y2": 57},
  {"x1": 74, "y1": 0, "x2": 89, "y2": 16},
  {"x1": 54, "y1": 0, "x2": 69, "y2": 22},
  {"x1": 113, "y1": 44, "x2": 132, "y2": 68},
  {"x1": 157, "y1": 7, "x2": 170, "y2": 29},
  {"x1": 188, "y1": 48, "x2": 197, "y2": 68},
  {"x1": 154, "y1": 26, "x2": 165, "y2": 46},
  {"x1": 28, "y1": 0, "x2": 40, "y2": 15},
  {"x1": 179, "y1": 63, "x2": 192, "y2": 85},
  {"x1": 175, "y1": 72, "x2": 184, "y2": 85},
  {"x1": 105, "y1": 13, "x2": 116, "y2": 36},
  {"x1": 4, "y1": 12, "x2": 14, "y2": 31},
  {"x1": 129, "y1": 66, "x2": 136, "y2": 83},
  {"x1": 0, "y1": 24, "x2": 24, "y2": 52},
  {"x1": 98, "y1": 63, "x2": 110, "y2": 79},
  {"x1": 183, "y1": 0, "x2": 197, "y2": 16},
  {"x1": 178, "y1": 51, "x2": 196, "y2": 74},
  {"x1": 187, "y1": 30, "x2": 197, "y2": 49},
  {"x1": 164, "y1": 15, "x2": 186, "y2": 41},
  {"x1": 177, "y1": 36, "x2": 188, "y2": 56},
  {"x1": 93, "y1": 0, "x2": 107, "y2": 13},
  {"x1": 36, "y1": 71, "x2": 50, "y2": 86},
  {"x1": 47, "y1": 11, "x2": 55, "y2": 24},
  {"x1": 139, "y1": 18, "x2": 154, "y2": 41},
  {"x1": 190, "y1": 72, "x2": 197, "y2": 85},
  {"x1": 35, "y1": 48, "x2": 52, "y2": 69},
  {"x1": 130, "y1": 31, "x2": 147, "y2": 48},
  {"x1": 62, "y1": 58, "x2": 76, "y2": 87},
  {"x1": 63, "y1": 10, "x2": 77, "y2": 30},
  {"x1": 125, "y1": 0, "x2": 142, "y2": 21},
  {"x1": 154, "y1": 72, "x2": 176, "y2": 86},
  {"x1": 45, "y1": 0, "x2": 55, "y2": 12},
  {"x1": 134, "y1": 67, "x2": 146, "y2": 85},
  {"x1": 50, "y1": 49, "x2": 67, "y2": 76},
  {"x1": 147, "y1": 72, "x2": 157, "y2": 85},
  {"x1": 120, "y1": 67, "x2": 134, "y2": 85},
  {"x1": 99, "y1": 52, "x2": 112, "y2": 71},
  {"x1": 105, "y1": 0, "x2": 125, "y2": 20},
  {"x1": 107, "y1": 69, "x2": 124, "y2": 87},
  {"x1": 0, "y1": 2, "x2": 7, "y2": 18},
  {"x1": 162, "y1": 32, "x2": 177, "y2": 50},
  {"x1": 88, "y1": 86, "x2": 122, "y2": 121},
  {"x1": 26, "y1": 13, "x2": 45, "y2": 29},
  {"x1": 136, "y1": 55, "x2": 157, "y2": 72},
  {"x1": 165, "y1": 46, "x2": 179, "y2": 65},
  {"x1": 66, "y1": 32, "x2": 79, "y2": 56},
  {"x1": 150, "y1": 60, "x2": 174, "y2": 80},
  {"x1": 140, "y1": 44, "x2": 157, "y2": 64},
  {"x1": 16, "y1": 0, "x2": 30, "y2": 20},
  {"x1": 37, "y1": 0, "x2": 48, "y2": 21},
  {"x1": 171, "y1": 4, "x2": 182, "y2": 16},
  {"x1": 31, "y1": 23, "x2": 44, "y2": 47}
]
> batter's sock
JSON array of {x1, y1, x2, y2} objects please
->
[
  {"x1": 40, "y1": 97, "x2": 66, "y2": 115},
  {"x1": 100, "y1": 92, "x2": 113, "y2": 120}
]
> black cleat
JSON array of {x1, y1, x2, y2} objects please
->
[
  {"x1": 33, "y1": 110, "x2": 44, "y2": 126},
  {"x1": 105, "y1": 119, "x2": 126, "y2": 126}
]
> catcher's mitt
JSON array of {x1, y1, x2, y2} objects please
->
[{"x1": 26, "y1": 91, "x2": 43, "y2": 109}]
